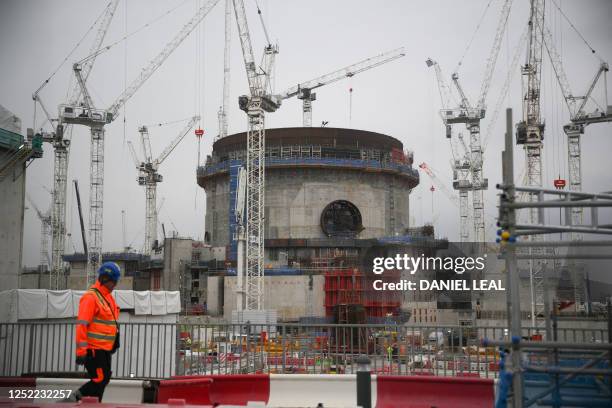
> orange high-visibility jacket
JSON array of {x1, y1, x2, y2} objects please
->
[{"x1": 75, "y1": 281, "x2": 120, "y2": 356}]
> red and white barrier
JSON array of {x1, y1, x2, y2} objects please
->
[
  {"x1": 1, "y1": 373, "x2": 494, "y2": 407},
  {"x1": 167, "y1": 375, "x2": 269, "y2": 406},
  {"x1": 268, "y1": 374, "x2": 377, "y2": 408},
  {"x1": 376, "y1": 375, "x2": 495, "y2": 408}
]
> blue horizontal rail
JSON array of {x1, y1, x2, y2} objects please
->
[{"x1": 198, "y1": 157, "x2": 419, "y2": 180}]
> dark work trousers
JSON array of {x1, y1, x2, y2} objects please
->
[{"x1": 79, "y1": 349, "x2": 112, "y2": 401}]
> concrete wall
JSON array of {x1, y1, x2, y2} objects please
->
[
  {"x1": 206, "y1": 276, "x2": 224, "y2": 316},
  {"x1": 19, "y1": 270, "x2": 51, "y2": 290},
  {"x1": 162, "y1": 238, "x2": 193, "y2": 291},
  {"x1": 205, "y1": 168, "x2": 412, "y2": 247},
  {"x1": 66, "y1": 260, "x2": 134, "y2": 290},
  {"x1": 0, "y1": 154, "x2": 26, "y2": 291},
  {"x1": 222, "y1": 275, "x2": 325, "y2": 321}
]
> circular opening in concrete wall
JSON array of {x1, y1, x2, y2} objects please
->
[{"x1": 320, "y1": 200, "x2": 364, "y2": 237}]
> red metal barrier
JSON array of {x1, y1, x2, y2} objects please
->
[
  {"x1": 0, "y1": 377, "x2": 36, "y2": 387},
  {"x1": 376, "y1": 375, "x2": 494, "y2": 408},
  {"x1": 0, "y1": 377, "x2": 37, "y2": 402},
  {"x1": 158, "y1": 378, "x2": 213, "y2": 404},
  {"x1": 171, "y1": 375, "x2": 269, "y2": 405}
]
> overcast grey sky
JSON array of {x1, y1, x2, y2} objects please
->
[{"x1": 1, "y1": 0, "x2": 611, "y2": 274}]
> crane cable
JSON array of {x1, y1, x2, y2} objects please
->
[
  {"x1": 122, "y1": 0, "x2": 128, "y2": 147},
  {"x1": 453, "y1": 0, "x2": 495, "y2": 74},
  {"x1": 550, "y1": 0, "x2": 599, "y2": 58},
  {"x1": 77, "y1": 0, "x2": 192, "y2": 65},
  {"x1": 194, "y1": 0, "x2": 205, "y2": 209},
  {"x1": 34, "y1": 1, "x2": 112, "y2": 97}
]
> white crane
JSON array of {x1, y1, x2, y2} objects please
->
[
  {"x1": 427, "y1": 0, "x2": 513, "y2": 243},
  {"x1": 230, "y1": 0, "x2": 406, "y2": 308},
  {"x1": 450, "y1": 135, "x2": 473, "y2": 243},
  {"x1": 127, "y1": 116, "x2": 199, "y2": 255},
  {"x1": 31, "y1": 0, "x2": 119, "y2": 289},
  {"x1": 541, "y1": 23, "x2": 611, "y2": 227},
  {"x1": 516, "y1": 0, "x2": 546, "y2": 327},
  {"x1": 26, "y1": 194, "x2": 52, "y2": 269},
  {"x1": 275, "y1": 48, "x2": 406, "y2": 127},
  {"x1": 59, "y1": 0, "x2": 221, "y2": 285},
  {"x1": 231, "y1": 0, "x2": 281, "y2": 310},
  {"x1": 234, "y1": 166, "x2": 247, "y2": 310},
  {"x1": 427, "y1": 58, "x2": 472, "y2": 242}
]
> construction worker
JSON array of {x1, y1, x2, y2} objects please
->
[{"x1": 72, "y1": 262, "x2": 121, "y2": 401}]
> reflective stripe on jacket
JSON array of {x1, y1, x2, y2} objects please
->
[{"x1": 75, "y1": 281, "x2": 119, "y2": 356}]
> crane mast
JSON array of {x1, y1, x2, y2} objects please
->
[
  {"x1": 516, "y1": 0, "x2": 546, "y2": 327},
  {"x1": 27, "y1": 194, "x2": 52, "y2": 269},
  {"x1": 59, "y1": 0, "x2": 220, "y2": 284},
  {"x1": 452, "y1": 133, "x2": 473, "y2": 243}
]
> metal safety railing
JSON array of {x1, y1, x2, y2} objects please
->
[{"x1": 0, "y1": 322, "x2": 607, "y2": 379}]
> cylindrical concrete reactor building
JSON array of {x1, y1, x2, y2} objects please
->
[{"x1": 197, "y1": 127, "x2": 419, "y2": 249}]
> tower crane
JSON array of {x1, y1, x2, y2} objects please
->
[
  {"x1": 59, "y1": 0, "x2": 221, "y2": 285},
  {"x1": 231, "y1": 0, "x2": 281, "y2": 310},
  {"x1": 427, "y1": 0, "x2": 513, "y2": 243},
  {"x1": 516, "y1": 0, "x2": 546, "y2": 327},
  {"x1": 31, "y1": 0, "x2": 119, "y2": 289},
  {"x1": 275, "y1": 48, "x2": 406, "y2": 127},
  {"x1": 539, "y1": 20, "x2": 610, "y2": 311},
  {"x1": 541, "y1": 22, "x2": 611, "y2": 227},
  {"x1": 427, "y1": 58, "x2": 473, "y2": 242},
  {"x1": 26, "y1": 194, "x2": 52, "y2": 269},
  {"x1": 127, "y1": 116, "x2": 199, "y2": 255}
]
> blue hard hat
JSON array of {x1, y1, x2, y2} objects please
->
[{"x1": 98, "y1": 262, "x2": 121, "y2": 282}]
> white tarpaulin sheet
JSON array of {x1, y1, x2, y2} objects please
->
[
  {"x1": 18, "y1": 289, "x2": 47, "y2": 320},
  {"x1": 165, "y1": 291, "x2": 180, "y2": 313},
  {"x1": 150, "y1": 291, "x2": 166, "y2": 315},
  {"x1": 0, "y1": 289, "x2": 181, "y2": 322},
  {"x1": 134, "y1": 291, "x2": 151, "y2": 315},
  {"x1": 47, "y1": 290, "x2": 73, "y2": 318},
  {"x1": 71, "y1": 290, "x2": 86, "y2": 315},
  {"x1": 114, "y1": 290, "x2": 135, "y2": 309}
]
